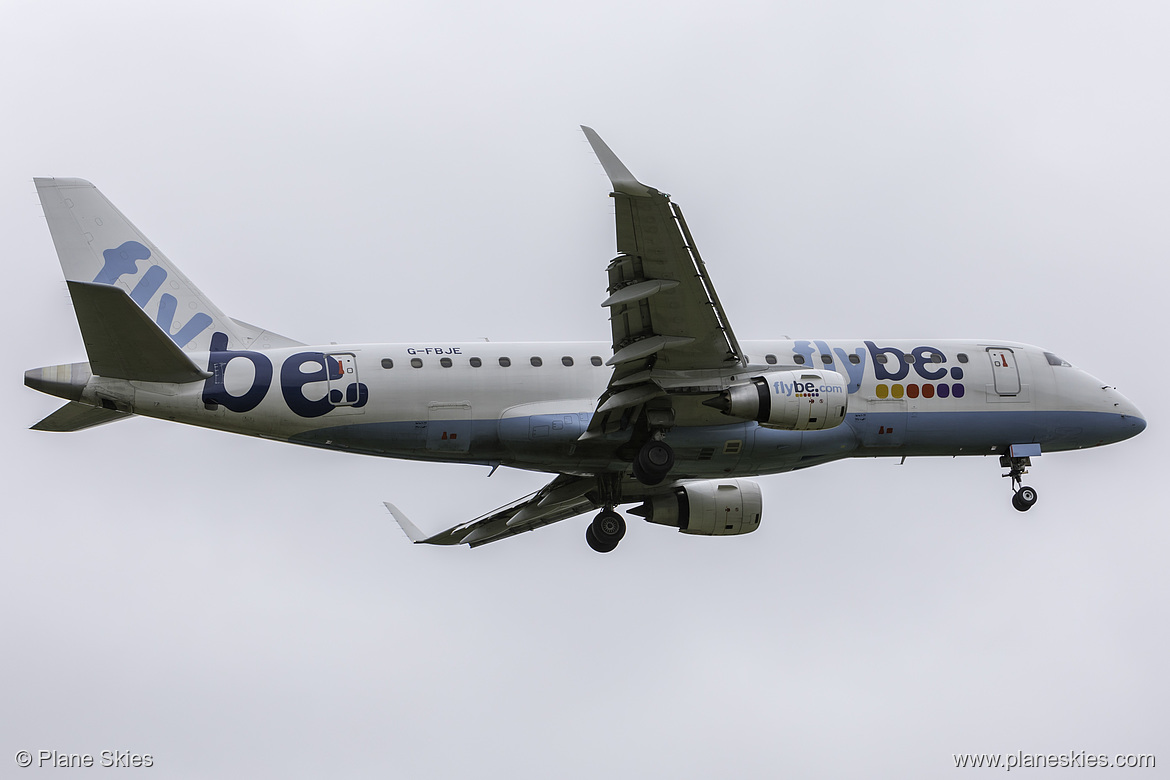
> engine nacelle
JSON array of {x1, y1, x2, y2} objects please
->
[
  {"x1": 634, "y1": 479, "x2": 763, "y2": 536},
  {"x1": 707, "y1": 369, "x2": 848, "y2": 430}
]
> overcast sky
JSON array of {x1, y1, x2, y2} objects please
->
[{"x1": 3, "y1": 2, "x2": 1167, "y2": 777}]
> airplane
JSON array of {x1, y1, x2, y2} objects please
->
[{"x1": 25, "y1": 127, "x2": 1146, "y2": 553}]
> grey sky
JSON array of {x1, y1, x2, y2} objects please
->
[{"x1": 3, "y1": 1, "x2": 1167, "y2": 777}]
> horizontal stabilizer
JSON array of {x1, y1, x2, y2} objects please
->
[
  {"x1": 67, "y1": 280, "x2": 212, "y2": 383},
  {"x1": 31, "y1": 401, "x2": 132, "y2": 432}
]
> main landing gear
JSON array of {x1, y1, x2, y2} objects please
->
[
  {"x1": 586, "y1": 509, "x2": 626, "y2": 553},
  {"x1": 1001, "y1": 454, "x2": 1038, "y2": 512},
  {"x1": 632, "y1": 440, "x2": 674, "y2": 486},
  {"x1": 586, "y1": 437, "x2": 673, "y2": 552}
]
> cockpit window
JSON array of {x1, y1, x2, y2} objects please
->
[{"x1": 1045, "y1": 352, "x2": 1072, "y2": 367}]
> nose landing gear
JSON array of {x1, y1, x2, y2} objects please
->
[
  {"x1": 1001, "y1": 453, "x2": 1038, "y2": 512},
  {"x1": 586, "y1": 509, "x2": 626, "y2": 553}
]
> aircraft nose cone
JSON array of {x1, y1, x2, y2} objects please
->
[
  {"x1": 1111, "y1": 391, "x2": 1146, "y2": 440},
  {"x1": 1127, "y1": 411, "x2": 1146, "y2": 435}
]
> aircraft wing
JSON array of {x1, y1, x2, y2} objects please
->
[
  {"x1": 386, "y1": 474, "x2": 599, "y2": 548},
  {"x1": 580, "y1": 127, "x2": 746, "y2": 437}
]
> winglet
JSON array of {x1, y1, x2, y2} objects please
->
[
  {"x1": 384, "y1": 502, "x2": 428, "y2": 543},
  {"x1": 581, "y1": 126, "x2": 655, "y2": 197}
]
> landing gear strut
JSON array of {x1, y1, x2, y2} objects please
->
[
  {"x1": 632, "y1": 440, "x2": 674, "y2": 486},
  {"x1": 1001, "y1": 454, "x2": 1038, "y2": 512},
  {"x1": 586, "y1": 509, "x2": 626, "y2": 553}
]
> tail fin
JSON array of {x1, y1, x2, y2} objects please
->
[{"x1": 34, "y1": 178, "x2": 301, "y2": 352}]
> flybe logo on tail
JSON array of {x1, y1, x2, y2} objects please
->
[{"x1": 93, "y1": 241, "x2": 213, "y2": 348}]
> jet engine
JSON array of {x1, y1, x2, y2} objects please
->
[
  {"x1": 705, "y1": 369, "x2": 848, "y2": 430},
  {"x1": 632, "y1": 479, "x2": 763, "y2": 536}
]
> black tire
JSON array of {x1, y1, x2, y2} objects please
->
[
  {"x1": 633, "y1": 441, "x2": 674, "y2": 486},
  {"x1": 632, "y1": 459, "x2": 664, "y2": 486},
  {"x1": 586, "y1": 523, "x2": 618, "y2": 553},
  {"x1": 1012, "y1": 492, "x2": 1026, "y2": 512},
  {"x1": 1016, "y1": 485, "x2": 1037, "y2": 509},
  {"x1": 592, "y1": 510, "x2": 626, "y2": 544}
]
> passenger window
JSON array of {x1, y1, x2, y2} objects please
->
[
  {"x1": 530, "y1": 357, "x2": 543, "y2": 367},
  {"x1": 876, "y1": 354, "x2": 888, "y2": 364},
  {"x1": 440, "y1": 357, "x2": 452, "y2": 368},
  {"x1": 848, "y1": 354, "x2": 861, "y2": 364},
  {"x1": 904, "y1": 354, "x2": 915, "y2": 363},
  {"x1": 820, "y1": 354, "x2": 832, "y2": 364},
  {"x1": 381, "y1": 358, "x2": 394, "y2": 369},
  {"x1": 793, "y1": 354, "x2": 806, "y2": 365},
  {"x1": 410, "y1": 358, "x2": 423, "y2": 368},
  {"x1": 958, "y1": 353, "x2": 969, "y2": 363},
  {"x1": 765, "y1": 354, "x2": 777, "y2": 365},
  {"x1": 469, "y1": 357, "x2": 482, "y2": 368},
  {"x1": 561, "y1": 356, "x2": 574, "y2": 366},
  {"x1": 590, "y1": 356, "x2": 603, "y2": 366},
  {"x1": 499, "y1": 357, "x2": 511, "y2": 367}
]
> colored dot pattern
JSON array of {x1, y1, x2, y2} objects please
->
[{"x1": 876, "y1": 383, "x2": 964, "y2": 400}]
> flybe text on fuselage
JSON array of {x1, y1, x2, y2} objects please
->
[
  {"x1": 789, "y1": 340, "x2": 965, "y2": 394},
  {"x1": 201, "y1": 332, "x2": 369, "y2": 419}
]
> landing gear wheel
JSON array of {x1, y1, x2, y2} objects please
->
[
  {"x1": 1012, "y1": 485, "x2": 1038, "y2": 512},
  {"x1": 586, "y1": 509, "x2": 625, "y2": 553},
  {"x1": 585, "y1": 525, "x2": 616, "y2": 553},
  {"x1": 633, "y1": 441, "x2": 674, "y2": 486}
]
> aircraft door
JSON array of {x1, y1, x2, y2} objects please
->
[
  {"x1": 327, "y1": 353, "x2": 361, "y2": 406},
  {"x1": 987, "y1": 348, "x2": 1021, "y2": 396}
]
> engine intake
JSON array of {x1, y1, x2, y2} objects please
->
[
  {"x1": 632, "y1": 479, "x2": 762, "y2": 536},
  {"x1": 705, "y1": 369, "x2": 847, "y2": 430}
]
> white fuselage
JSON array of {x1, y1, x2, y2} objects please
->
[{"x1": 52, "y1": 337, "x2": 1145, "y2": 479}]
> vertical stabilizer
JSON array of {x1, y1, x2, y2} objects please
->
[{"x1": 34, "y1": 178, "x2": 254, "y2": 352}]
